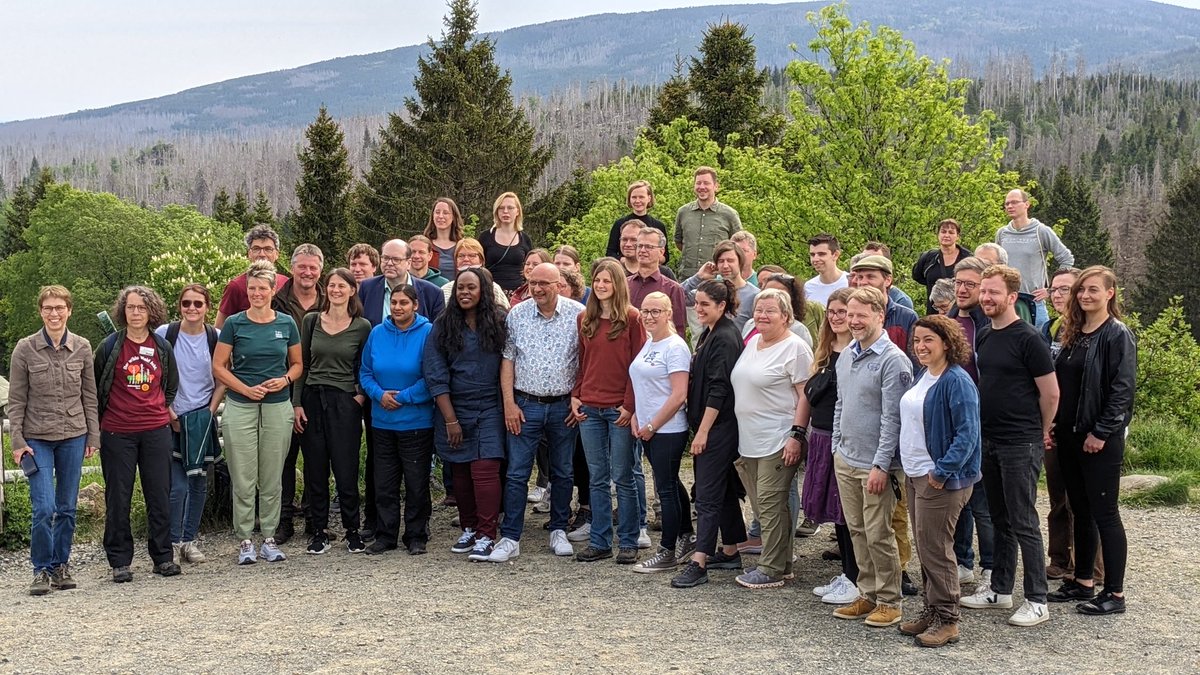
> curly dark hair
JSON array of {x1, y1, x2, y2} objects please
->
[
  {"x1": 113, "y1": 285, "x2": 169, "y2": 330},
  {"x1": 914, "y1": 314, "x2": 971, "y2": 367},
  {"x1": 435, "y1": 266, "x2": 507, "y2": 357}
]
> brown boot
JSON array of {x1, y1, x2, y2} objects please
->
[
  {"x1": 915, "y1": 617, "x2": 960, "y2": 648},
  {"x1": 899, "y1": 607, "x2": 934, "y2": 636}
]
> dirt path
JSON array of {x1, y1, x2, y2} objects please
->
[{"x1": 1, "y1": 498, "x2": 1197, "y2": 673}]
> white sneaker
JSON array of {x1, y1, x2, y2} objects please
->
[
  {"x1": 487, "y1": 537, "x2": 520, "y2": 563},
  {"x1": 821, "y1": 576, "x2": 860, "y2": 604},
  {"x1": 960, "y1": 585, "x2": 1013, "y2": 609},
  {"x1": 259, "y1": 538, "x2": 287, "y2": 562},
  {"x1": 979, "y1": 568, "x2": 993, "y2": 590},
  {"x1": 637, "y1": 528, "x2": 652, "y2": 550},
  {"x1": 813, "y1": 573, "x2": 848, "y2": 597},
  {"x1": 237, "y1": 539, "x2": 256, "y2": 565},
  {"x1": 550, "y1": 529, "x2": 573, "y2": 556},
  {"x1": 527, "y1": 486, "x2": 547, "y2": 504},
  {"x1": 181, "y1": 541, "x2": 207, "y2": 564},
  {"x1": 566, "y1": 522, "x2": 592, "y2": 542},
  {"x1": 1008, "y1": 600, "x2": 1050, "y2": 626},
  {"x1": 957, "y1": 564, "x2": 975, "y2": 583}
]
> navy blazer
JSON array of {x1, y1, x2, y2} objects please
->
[{"x1": 360, "y1": 274, "x2": 446, "y2": 326}]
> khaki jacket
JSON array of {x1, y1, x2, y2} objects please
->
[{"x1": 7, "y1": 330, "x2": 100, "y2": 450}]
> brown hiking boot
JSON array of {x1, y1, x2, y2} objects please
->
[
  {"x1": 898, "y1": 607, "x2": 935, "y2": 636},
  {"x1": 865, "y1": 604, "x2": 903, "y2": 627},
  {"x1": 915, "y1": 617, "x2": 960, "y2": 648},
  {"x1": 833, "y1": 596, "x2": 876, "y2": 620}
]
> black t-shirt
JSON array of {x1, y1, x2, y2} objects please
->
[
  {"x1": 1054, "y1": 328, "x2": 1096, "y2": 430},
  {"x1": 976, "y1": 319, "x2": 1055, "y2": 442},
  {"x1": 480, "y1": 229, "x2": 532, "y2": 293},
  {"x1": 804, "y1": 350, "x2": 840, "y2": 432}
]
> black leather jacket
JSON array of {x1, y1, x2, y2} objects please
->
[{"x1": 1061, "y1": 318, "x2": 1137, "y2": 440}]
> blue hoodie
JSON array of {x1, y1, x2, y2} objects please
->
[{"x1": 360, "y1": 314, "x2": 434, "y2": 431}]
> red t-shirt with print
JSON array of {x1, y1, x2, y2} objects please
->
[{"x1": 101, "y1": 337, "x2": 171, "y2": 433}]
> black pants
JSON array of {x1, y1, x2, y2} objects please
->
[
  {"x1": 692, "y1": 417, "x2": 746, "y2": 557},
  {"x1": 374, "y1": 428, "x2": 433, "y2": 547},
  {"x1": 100, "y1": 425, "x2": 174, "y2": 568},
  {"x1": 1057, "y1": 429, "x2": 1128, "y2": 593},
  {"x1": 836, "y1": 523, "x2": 860, "y2": 583},
  {"x1": 300, "y1": 386, "x2": 363, "y2": 534},
  {"x1": 644, "y1": 431, "x2": 692, "y2": 549},
  {"x1": 280, "y1": 432, "x2": 302, "y2": 522},
  {"x1": 362, "y1": 404, "x2": 377, "y2": 531}
]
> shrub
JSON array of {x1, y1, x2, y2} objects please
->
[
  {"x1": 0, "y1": 480, "x2": 32, "y2": 549},
  {"x1": 1127, "y1": 298, "x2": 1200, "y2": 429}
]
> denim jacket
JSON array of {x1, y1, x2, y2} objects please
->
[{"x1": 921, "y1": 364, "x2": 982, "y2": 490}]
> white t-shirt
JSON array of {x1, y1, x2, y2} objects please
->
[
  {"x1": 730, "y1": 332, "x2": 813, "y2": 458},
  {"x1": 804, "y1": 271, "x2": 848, "y2": 307},
  {"x1": 899, "y1": 370, "x2": 940, "y2": 477},
  {"x1": 629, "y1": 333, "x2": 691, "y2": 434}
]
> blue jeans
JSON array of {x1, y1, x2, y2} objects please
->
[
  {"x1": 500, "y1": 396, "x2": 576, "y2": 541},
  {"x1": 169, "y1": 457, "x2": 207, "y2": 543},
  {"x1": 953, "y1": 477, "x2": 994, "y2": 570},
  {"x1": 1034, "y1": 299, "x2": 1050, "y2": 330},
  {"x1": 26, "y1": 435, "x2": 87, "y2": 573},
  {"x1": 579, "y1": 405, "x2": 639, "y2": 550},
  {"x1": 633, "y1": 442, "x2": 648, "y2": 529}
]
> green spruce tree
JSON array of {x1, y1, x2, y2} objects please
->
[
  {"x1": 1040, "y1": 165, "x2": 1113, "y2": 268},
  {"x1": 1, "y1": 168, "x2": 54, "y2": 258},
  {"x1": 292, "y1": 106, "x2": 353, "y2": 259},
  {"x1": 355, "y1": 0, "x2": 551, "y2": 241},
  {"x1": 644, "y1": 56, "x2": 696, "y2": 142},
  {"x1": 252, "y1": 190, "x2": 275, "y2": 226},
  {"x1": 212, "y1": 188, "x2": 234, "y2": 223},
  {"x1": 688, "y1": 21, "x2": 783, "y2": 147},
  {"x1": 231, "y1": 191, "x2": 251, "y2": 229},
  {"x1": 1136, "y1": 165, "x2": 1200, "y2": 337}
]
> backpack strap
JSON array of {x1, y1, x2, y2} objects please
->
[
  {"x1": 165, "y1": 321, "x2": 182, "y2": 347},
  {"x1": 204, "y1": 324, "x2": 218, "y2": 356}
]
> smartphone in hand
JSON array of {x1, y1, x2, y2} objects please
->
[{"x1": 20, "y1": 452, "x2": 39, "y2": 478}]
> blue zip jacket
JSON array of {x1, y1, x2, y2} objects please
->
[
  {"x1": 921, "y1": 364, "x2": 982, "y2": 490},
  {"x1": 360, "y1": 314, "x2": 434, "y2": 431}
]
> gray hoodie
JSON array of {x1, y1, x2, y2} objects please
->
[
  {"x1": 832, "y1": 332, "x2": 913, "y2": 471},
  {"x1": 995, "y1": 218, "x2": 1075, "y2": 294}
]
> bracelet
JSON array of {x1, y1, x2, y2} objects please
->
[
  {"x1": 790, "y1": 425, "x2": 807, "y2": 441},
  {"x1": 446, "y1": 420, "x2": 460, "y2": 427},
  {"x1": 284, "y1": 375, "x2": 292, "y2": 385},
  {"x1": 645, "y1": 423, "x2": 655, "y2": 433}
]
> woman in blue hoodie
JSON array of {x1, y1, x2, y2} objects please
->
[
  {"x1": 359, "y1": 284, "x2": 434, "y2": 555},
  {"x1": 897, "y1": 314, "x2": 981, "y2": 648}
]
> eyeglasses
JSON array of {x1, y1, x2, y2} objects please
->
[
  {"x1": 249, "y1": 245, "x2": 277, "y2": 255},
  {"x1": 635, "y1": 244, "x2": 659, "y2": 250},
  {"x1": 1050, "y1": 286, "x2": 1073, "y2": 295},
  {"x1": 381, "y1": 255, "x2": 410, "y2": 264},
  {"x1": 40, "y1": 305, "x2": 69, "y2": 314},
  {"x1": 953, "y1": 279, "x2": 980, "y2": 290},
  {"x1": 827, "y1": 309, "x2": 848, "y2": 318},
  {"x1": 126, "y1": 305, "x2": 149, "y2": 314},
  {"x1": 180, "y1": 300, "x2": 206, "y2": 309},
  {"x1": 640, "y1": 308, "x2": 666, "y2": 317}
]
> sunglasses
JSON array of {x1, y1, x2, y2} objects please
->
[{"x1": 180, "y1": 300, "x2": 207, "y2": 309}]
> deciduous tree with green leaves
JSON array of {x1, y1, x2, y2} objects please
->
[{"x1": 292, "y1": 106, "x2": 353, "y2": 260}]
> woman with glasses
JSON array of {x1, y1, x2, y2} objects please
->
[
  {"x1": 756, "y1": 265, "x2": 824, "y2": 339},
  {"x1": 443, "y1": 238, "x2": 510, "y2": 310},
  {"x1": 9, "y1": 286, "x2": 100, "y2": 594},
  {"x1": 155, "y1": 285, "x2": 225, "y2": 566},
  {"x1": 481, "y1": 192, "x2": 533, "y2": 295},
  {"x1": 741, "y1": 272, "x2": 814, "y2": 347}
]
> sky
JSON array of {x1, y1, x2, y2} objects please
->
[{"x1": 3, "y1": 0, "x2": 1200, "y2": 122}]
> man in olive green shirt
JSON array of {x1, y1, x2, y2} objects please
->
[{"x1": 674, "y1": 166, "x2": 741, "y2": 342}]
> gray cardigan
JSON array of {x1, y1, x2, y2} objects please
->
[{"x1": 831, "y1": 332, "x2": 913, "y2": 470}]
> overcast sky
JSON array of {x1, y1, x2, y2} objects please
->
[{"x1": 3, "y1": 0, "x2": 1199, "y2": 122}]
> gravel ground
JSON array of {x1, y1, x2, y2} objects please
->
[{"x1": 1, "y1": 494, "x2": 1197, "y2": 673}]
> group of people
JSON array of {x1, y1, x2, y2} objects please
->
[{"x1": 10, "y1": 170, "x2": 1135, "y2": 649}]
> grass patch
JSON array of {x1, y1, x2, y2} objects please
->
[
  {"x1": 1120, "y1": 472, "x2": 1198, "y2": 507},
  {"x1": 1125, "y1": 415, "x2": 1200, "y2": 475}
]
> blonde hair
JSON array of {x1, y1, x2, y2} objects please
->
[
  {"x1": 754, "y1": 288, "x2": 793, "y2": 324},
  {"x1": 846, "y1": 286, "x2": 887, "y2": 315},
  {"x1": 492, "y1": 192, "x2": 524, "y2": 232},
  {"x1": 640, "y1": 291, "x2": 675, "y2": 334}
]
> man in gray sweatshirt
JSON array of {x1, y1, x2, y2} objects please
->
[
  {"x1": 830, "y1": 286, "x2": 914, "y2": 628},
  {"x1": 995, "y1": 189, "x2": 1074, "y2": 328}
]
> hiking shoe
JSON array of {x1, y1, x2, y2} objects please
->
[
  {"x1": 153, "y1": 561, "x2": 182, "y2": 577},
  {"x1": 902, "y1": 571, "x2": 920, "y2": 596},
  {"x1": 260, "y1": 538, "x2": 287, "y2": 562},
  {"x1": 365, "y1": 540, "x2": 397, "y2": 555},
  {"x1": 451, "y1": 529, "x2": 477, "y2": 554},
  {"x1": 865, "y1": 604, "x2": 903, "y2": 627},
  {"x1": 487, "y1": 537, "x2": 520, "y2": 563},
  {"x1": 180, "y1": 541, "x2": 206, "y2": 564},
  {"x1": 345, "y1": 531, "x2": 365, "y2": 554},
  {"x1": 671, "y1": 561, "x2": 708, "y2": 588},
  {"x1": 307, "y1": 533, "x2": 331, "y2": 555},
  {"x1": 813, "y1": 573, "x2": 849, "y2": 597},
  {"x1": 633, "y1": 547, "x2": 677, "y2": 574},
  {"x1": 1048, "y1": 578, "x2": 1096, "y2": 603},
  {"x1": 736, "y1": 567, "x2": 786, "y2": 589},
  {"x1": 1008, "y1": 600, "x2": 1050, "y2": 626},
  {"x1": 957, "y1": 564, "x2": 974, "y2": 584},
  {"x1": 567, "y1": 522, "x2": 592, "y2": 543},
  {"x1": 674, "y1": 533, "x2": 697, "y2": 564},
  {"x1": 796, "y1": 518, "x2": 822, "y2": 538},
  {"x1": 960, "y1": 585, "x2": 1012, "y2": 609},
  {"x1": 1076, "y1": 590, "x2": 1126, "y2": 616},
  {"x1": 1045, "y1": 564, "x2": 1069, "y2": 580},
  {"x1": 527, "y1": 486, "x2": 547, "y2": 503},
  {"x1": 407, "y1": 540, "x2": 427, "y2": 556},
  {"x1": 822, "y1": 576, "x2": 861, "y2": 604},
  {"x1": 833, "y1": 596, "x2": 876, "y2": 620},
  {"x1": 576, "y1": 546, "x2": 613, "y2": 562},
  {"x1": 899, "y1": 607, "x2": 936, "y2": 636},
  {"x1": 706, "y1": 550, "x2": 742, "y2": 570},
  {"x1": 637, "y1": 528, "x2": 652, "y2": 550},
  {"x1": 50, "y1": 564, "x2": 77, "y2": 590},
  {"x1": 915, "y1": 616, "x2": 960, "y2": 647},
  {"x1": 550, "y1": 529, "x2": 573, "y2": 556},
  {"x1": 29, "y1": 570, "x2": 52, "y2": 596},
  {"x1": 237, "y1": 540, "x2": 256, "y2": 565},
  {"x1": 112, "y1": 566, "x2": 133, "y2": 583},
  {"x1": 274, "y1": 519, "x2": 294, "y2": 545},
  {"x1": 616, "y1": 547, "x2": 639, "y2": 565},
  {"x1": 467, "y1": 536, "x2": 495, "y2": 562}
]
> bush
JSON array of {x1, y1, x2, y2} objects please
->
[
  {"x1": 1127, "y1": 298, "x2": 1200, "y2": 429},
  {"x1": 0, "y1": 480, "x2": 32, "y2": 549}
]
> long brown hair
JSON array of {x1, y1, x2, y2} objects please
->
[
  {"x1": 1061, "y1": 265, "x2": 1121, "y2": 350},
  {"x1": 812, "y1": 287, "x2": 854, "y2": 374},
  {"x1": 423, "y1": 198, "x2": 465, "y2": 242},
  {"x1": 580, "y1": 258, "x2": 633, "y2": 340}
]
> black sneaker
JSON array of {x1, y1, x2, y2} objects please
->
[
  {"x1": 275, "y1": 519, "x2": 295, "y2": 545},
  {"x1": 671, "y1": 561, "x2": 709, "y2": 588},
  {"x1": 153, "y1": 561, "x2": 182, "y2": 577},
  {"x1": 615, "y1": 547, "x2": 639, "y2": 565},
  {"x1": 902, "y1": 571, "x2": 919, "y2": 596},
  {"x1": 407, "y1": 540, "x2": 427, "y2": 556},
  {"x1": 307, "y1": 533, "x2": 331, "y2": 555},
  {"x1": 365, "y1": 540, "x2": 397, "y2": 555},
  {"x1": 345, "y1": 531, "x2": 366, "y2": 554},
  {"x1": 112, "y1": 566, "x2": 133, "y2": 583},
  {"x1": 575, "y1": 546, "x2": 614, "y2": 562},
  {"x1": 1076, "y1": 589, "x2": 1125, "y2": 615},
  {"x1": 707, "y1": 550, "x2": 742, "y2": 570},
  {"x1": 1050, "y1": 578, "x2": 1098, "y2": 603},
  {"x1": 451, "y1": 529, "x2": 477, "y2": 554}
]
